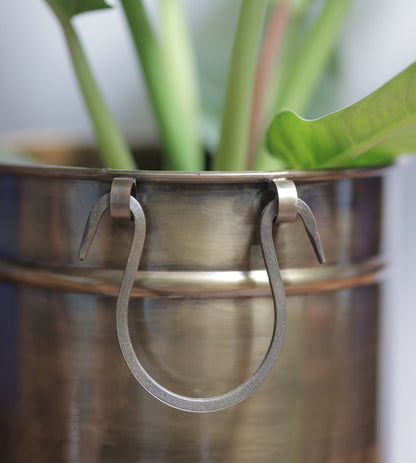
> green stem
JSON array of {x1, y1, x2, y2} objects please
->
[
  {"x1": 159, "y1": 0, "x2": 202, "y2": 170},
  {"x1": 120, "y1": 0, "x2": 203, "y2": 171},
  {"x1": 45, "y1": 0, "x2": 136, "y2": 169},
  {"x1": 213, "y1": 0, "x2": 267, "y2": 171},
  {"x1": 276, "y1": 0, "x2": 352, "y2": 114},
  {"x1": 254, "y1": 0, "x2": 352, "y2": 170},
  {"x1": 62, "y1": 21, "x2": 136, "y2": 170}
]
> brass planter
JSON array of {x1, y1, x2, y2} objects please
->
[{"x1": 0, "y1": 163, "x2": 389, "y2": 462}]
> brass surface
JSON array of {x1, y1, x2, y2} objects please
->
[
  {"x1": 0, "y1": 163, "x2": 390, "y2": 461},
  {"x1": 1, "y1": 285, "x2": 380, "y2": 463}
]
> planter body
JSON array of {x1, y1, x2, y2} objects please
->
[{"x1": 0, "y1": 165, "x2": 389, "y2": 462}]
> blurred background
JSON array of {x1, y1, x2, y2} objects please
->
[{"x1": 0, "y1": 0, "x2": 415, "y2": 461}]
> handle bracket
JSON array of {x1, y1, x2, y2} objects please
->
[{"x1": 78, "y1": 177, "x2": 324, "y2": 413}]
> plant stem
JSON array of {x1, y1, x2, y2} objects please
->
[
  {"x1": 247, "y1": 0, "x2": 290, "y2": 170},
  {"x1": 254, "y1": 0, "x2": 352, "y2": 170},
  {"x1": 276, "y1": 0, "x2": 352, "y2": 114},
  {"x1": 61, "y1": 21, "x2": 136, "y2": 170},
  {"x1": 120, "y1": 0, "x2": 203, "y2": 171},
  {"x1": 213, "y1": 0, "x2": 267, "y2": 171},
  {"x1": 159, "y1": 0, "x2": 202, "y2": 165}
]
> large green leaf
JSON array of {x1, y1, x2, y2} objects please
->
[
  {"x1": 267, "y1": 61, "x2": 416, "y2": 169},
  {"x1": 45, "y1": 0, "x2": 111, "y2": 21}
]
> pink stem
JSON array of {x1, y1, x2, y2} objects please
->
[{"x1": 247, "y1": 0, "x2": 290, "y2": 170}]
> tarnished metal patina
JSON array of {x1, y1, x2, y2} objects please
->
[{"x1": 0, "y1": 162, "x2": 389, "y2": 462}]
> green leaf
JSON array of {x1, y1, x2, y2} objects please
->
[
  {"x1": 266, "y1": 61, "x2": 416, "y2": 169},
  {"x1": 45, "y1": 0, "x2": 111, "y2": 21}
]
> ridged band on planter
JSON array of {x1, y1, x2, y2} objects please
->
[{"x1": 77, "y1": 177, "x2": 324, "y2": 413}]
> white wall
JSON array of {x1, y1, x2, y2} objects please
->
[{"x1": 0, "y1": 1, "x2": 416, "y2": 461}]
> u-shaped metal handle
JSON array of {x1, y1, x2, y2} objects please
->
[{"x1": 78, "y1": 177, "x2": 324, "y2": 413}]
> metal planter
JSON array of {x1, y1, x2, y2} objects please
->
[{"x1": 0, "y1": 164, "x2": 389, "y2": 462}]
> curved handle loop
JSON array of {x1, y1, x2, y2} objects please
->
[{"x1": 78, "y1": 177, "x2": 324, "y2": 413}]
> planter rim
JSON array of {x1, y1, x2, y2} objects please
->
[
  {"x1": 0, "y1": 159, "x2": 390, "y2": 297},
  {"x1": 0, "y1": 162, "x2": 391, "y2": 183}
]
